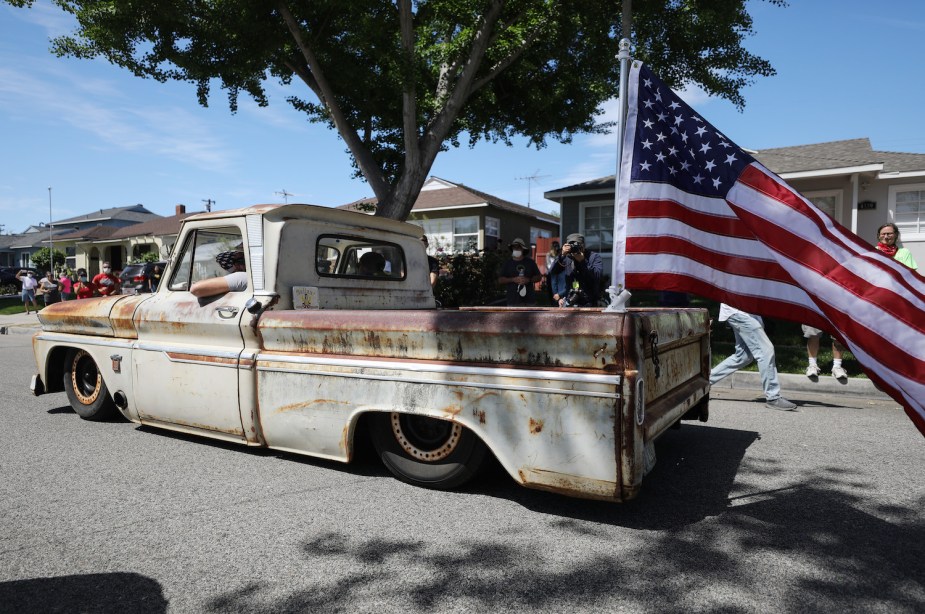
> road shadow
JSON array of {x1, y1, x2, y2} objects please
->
[
  {"x1": 202, "y1": 480, "x2": 924, "y2": 612},
  {"x1": 0, "y1": 572, "x2": 167, "y2": 614}
]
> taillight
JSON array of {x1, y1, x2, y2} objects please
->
[{"x1": 133, "y1": 275, "x2": 146, "y2": 282}]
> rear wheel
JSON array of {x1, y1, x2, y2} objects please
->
[
  {"x1": 369, "y1": 412, "x2": 487, "y2": 490},
  {"x1": 63, "y1": 349, "x2": 117, "y2": 421}
]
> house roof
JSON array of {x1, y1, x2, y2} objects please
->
[
  {"x1": 51, "y1": 225, "x2": 118, "y2": 241},
  {"x1": 544, "y1": 138, "x2": 925, "y2": 199},
  {"x1": 343, "y1": 177, "x2": 559, "y2": 224},
  {"x1": 51, "y1": 204, "x2": 158, "y2": 227},
  {"x1": 108, "y1": 212, "x2": 196, "y2": 240}
]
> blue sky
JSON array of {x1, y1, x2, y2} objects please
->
[{"x1": 2, "y1": 1, "x2": 925, "y2": 234}]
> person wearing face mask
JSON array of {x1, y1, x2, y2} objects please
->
[
  {"x1": 497, "y1": 238, "x2": 542, "y2": 306},
  {"x1": 92, "y1": 261, "x2": 121, "y2": 296},
  {"x1": 16, "y1": 269, "x2": 39, "y2": 314},
  {"x1": 74, "y1": 269, "x2": 96, "y2": 299}
]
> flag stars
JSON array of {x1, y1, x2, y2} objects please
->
[
  {"x1": 668, "y1": 146, "x2": 678, "y2": 157},
  {"x1": 668, "y1": 101, "x2": 680, "y2": 111},
  {"x1": 643, "y1": 119, "x2": 654, "y2": 129},
  {"x1": 656, "y1": 132, "x2": 667, "y2": 142},
  {"x1": 639, "y1": 160, "x2": 652, "y2": 171},
  {"x1": 656, "y1": 111, "x2": 668, "y2": 122},
  {"x1": 695, "y1": 126, "x2": 708, "y2": 137},
  {"x1": 655, "y1": 152, "x2": 667, "y2": 163},
  {"x1": 692, "y1": 174, "x2": 704, "y2": 185},
  {"x1": 642, "y1": 139, "x2": 653, "y2": 150},
  {"x1": 699, "y1": 142, "x2": 712, "y2": 154},
  {"x1": 712, "y1": 177, "x2": 722, "y2": 189},
  {"x1": 668, "y1": 166, "x2": 679, "y2": 176},
  {"x1": 704, "y1": 159, "x2": 716, "y2": 171},
  {"x1": 724, "y1": 153, "x2": 738, "y2": 165},
  {"x1": 673, "y1": 115, "x2": 684, "y2": 126},
  {"x1": 643, "y1": 78, "x2": 653, "y2": 88},
  {"x1": 644, "y1": 99, "x2": 655, "y2": 110}
]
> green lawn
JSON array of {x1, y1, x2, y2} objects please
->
[{"x1": 0, "y1": 293, "x2": 862, "y2": 377}]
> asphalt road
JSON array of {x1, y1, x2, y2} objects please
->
[{"x1": 0, "y1": 334, "x2": 922, "y2": 613}]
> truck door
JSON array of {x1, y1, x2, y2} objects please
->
[{"x1": 132, "y1": 224, "x2": 253, "y2": 441}]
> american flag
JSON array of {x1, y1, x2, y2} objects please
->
[{"x1": 615, "y1": 62, "x2": 925, "y2": 435}]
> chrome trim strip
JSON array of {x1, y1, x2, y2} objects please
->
[
  {"x1": 35, "y1": 334, "x2": 134, "y2": 350},
  {"x1": 135, "y1": 342, "x2": 243, "y2": 360},
  {"x1": 257, "y1": 353, "x2": 622, "y2": 386},
  {"x1": 256, "y1": 366, "x2": 620, "y2": 399}
]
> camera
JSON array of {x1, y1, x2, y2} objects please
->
[
  {"x1": 566, "y1": 241, "x2": 582, "y2": 250},
  {"x1": 562, "y1": 287, "x2": 590, "y2": 307}
]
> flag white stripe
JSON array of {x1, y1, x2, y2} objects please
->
[
  {"x1": 628, "y1": 182, "x2": 740, "y2": 218},
  {"x1": 627, "y1": 218, "x2": 781, "y2": 261},
  {"x1": 625, "y1": 253, "x2": 819, "y2": 310}
]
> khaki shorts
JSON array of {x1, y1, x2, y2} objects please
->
[{"x1": 802, "y1": 324, "x2": 846, "y2": 351}]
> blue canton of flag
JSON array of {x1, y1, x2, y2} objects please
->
[{"x1": 630, "y1": 65, "x2": 753, "y2": 199}]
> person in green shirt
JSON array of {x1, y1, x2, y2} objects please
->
[{"x1": 875, "y1": 223, "x2": 918, "y2": 270}]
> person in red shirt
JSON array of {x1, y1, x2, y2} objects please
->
[
  {"x1": 92, "y1": 261, "x2": 121, "y2": 296},
  {"x1": 73, "y1": 269, "x2": 97, "y2": 299}
]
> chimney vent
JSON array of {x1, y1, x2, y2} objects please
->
[{"x1": 176, "y1": 204, "x2": 186, "y2": 215}]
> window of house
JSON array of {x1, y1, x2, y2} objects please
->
[
  {"x1": 579, "y1": 201, "x2": 615, "y2": 254},
  {"x1": 889, "y1": 183, "x2": 925, "y2": 239},
  {"x1": 485, "y1": 216, "x2": 500, "y2": 238},
  {"x1": 411, "y1": 216, "x2": 480, "y2": 253},
  {"x1": 530, "y1": 227, "x2": 552, "y2": 243},
  {"x1": 804, "y1": 189, "x2": 842, "y2": 223}
]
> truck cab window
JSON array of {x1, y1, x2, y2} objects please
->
[
  {"x1": 316, "y1": 235, "x2": 406, "y2": 280},
  {"x1": 168, "y1": 227, "x2": 245, "y2": 291}
]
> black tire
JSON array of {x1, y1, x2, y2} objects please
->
[
  {"x1": 369, "y1": 412, "x2": 488, "y2": 490},
  {"x1": 63, "y1": 349, "x2": 117, "y2": 421}
]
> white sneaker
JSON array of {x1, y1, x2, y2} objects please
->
[
  {"x1": 805, "y1": 365, "x2": 820, "y2": 381},
  {"x1": 832, "y1": 366, "x2": 848, "y2": 381}
]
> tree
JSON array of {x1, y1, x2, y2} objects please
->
[
  {"x1": 30, "y1": 247, "x2": 65, "y2": 273},
  {"x1": 9, "y1": 0, "x2": 783, "y2": 221}
]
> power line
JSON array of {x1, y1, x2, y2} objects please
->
[{"x1": 202, "y1": 198, "x2": 215, "y2": 212}]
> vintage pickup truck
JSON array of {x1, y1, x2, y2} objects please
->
[{"x1": 30, "y1": 204, "x2": 710, "y2": 501}]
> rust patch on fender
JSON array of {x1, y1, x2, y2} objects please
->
[
  {"x1": 472, "y1": 409, "x2": 486, "y2": 424},
  {"x1": 529, "y1": 417, "x2": 544, "y2": 434},
  {"x1": 274, "y1": 399, "x2": 350, "y2": 414}
]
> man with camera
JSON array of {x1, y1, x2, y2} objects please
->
[{"x1": 550, "y1": 233, "x2": 603, "y2": 307}]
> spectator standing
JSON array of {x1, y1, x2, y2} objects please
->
[
  {"x1": 74, "y1": 270, "x2": 96, "y2": 299},
  {"x1": 498, "y1": 238, "x2": 542, "y2": 306},
  {"x1": 875, "y1": 223, "x2": 918, "y2": 270},
  {"x1": 421, "y1": 236, "x2": 439, "y2": 287},
  {"x1": 39, "y1": 271, "x2": 60, "y2": 306},
  {"x1": 149, "y1": 265, "x2": 163, "y2": 292},
  {"x1": 58, "y1": 271, "x2": 74, "y2": 301},
  {"x1": 803, "y1": 325, "x2": 848, "y2": 382},
  {"x1": 545, "y1": 241, "x2": 570, "y2": 305},
  {"x1": 17, "y1": 270, "x2": 39, "y2": 314},
  {"x1": 92, "y1": 261, "x2": 121, "y2": 296},
  {"x1": 549, "y1": 233, "x2": 603, "y2": 307},
  {"x1": 710, "y1": 303, "x2": 797, "y2": 411}
]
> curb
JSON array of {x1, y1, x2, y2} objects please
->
[{"x1": 710, "y1": 370, "x2": 890, "y2": 401}]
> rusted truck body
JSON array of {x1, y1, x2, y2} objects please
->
[{"x1": 30, "y1": 204, "x2": 710, "y2": 501}]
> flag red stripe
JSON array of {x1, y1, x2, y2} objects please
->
[
  {"x1": 626, "y1": 235, "x2": 796, "y2": 284},
  {"x1": 628, "y1": 199, "x2": 754, "y2": 239}
]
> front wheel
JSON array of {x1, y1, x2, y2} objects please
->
[
  {"x1": 369, "y1": 412, "x2": 487, "y2": 490},
  {"x1": 63, "y1": 349, "x2": 117, "y2": 421}
]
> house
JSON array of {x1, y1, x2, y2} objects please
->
[
  {"x1": 342, "y1": 177, "x2": 560, "y2": 254},
  {"x1": 544, "y1": 138, "x2": 925, "y2": 276}
]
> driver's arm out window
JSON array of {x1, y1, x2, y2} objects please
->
[{"x1": 167, "y1": 228, "x2": 244, "y2": 291}]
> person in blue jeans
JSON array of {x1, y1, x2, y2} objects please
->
[{"x1": 710, "y1": 303, "x2": 797, "y2": 410}]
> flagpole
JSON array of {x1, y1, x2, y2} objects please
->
[{"x1": 604, "y1": 38, "x2": 632, "y2": 312}]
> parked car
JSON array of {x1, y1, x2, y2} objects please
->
[
  {"x1": 119, "y1": 261, "x2": 166, "y2": 294},
  {"x1": 0, "y1": 267, "x2": 40, "y2": 292}
]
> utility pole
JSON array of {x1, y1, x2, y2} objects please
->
[
  {"x1": 515, "y1": 170, "x2": 550, "y2": 207},
  {"x1": 48, "y1": 187, "x2": 54, "y2": 273},
  {"x1": 202, "y1": 198, "x2": 215, "y2": 212},
  {"x1": 275, "y1": 189, "x2": 293, "y2": 204}
]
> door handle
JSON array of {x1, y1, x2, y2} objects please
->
[{"x1": 216, "y1": 306, "x2": 239, "y2": 318}]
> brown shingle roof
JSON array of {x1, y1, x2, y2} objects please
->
[
  {"x1": 108, "y1": 212, "x2": 196, "y2": 239},
  {"x1": 341, "y1": 178, "x2": 558, "y2": 224},
  {"x1": 50, "y1": 226, "x2": 118, "y2": 241}
]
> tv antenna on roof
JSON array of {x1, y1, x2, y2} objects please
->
[
  {"x1": 275, "y1": 189, "x2": 294, "y2": 204},
  {"x1": 515, "y1": 170, "x2": 550, "y2": 207},
  {"x1": 202, "y1": 198, "x2": 215, "y2": 212}
]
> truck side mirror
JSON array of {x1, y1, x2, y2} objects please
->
[{"x1": 245, "y1": 298, "x2": 262, "y2": 314}]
